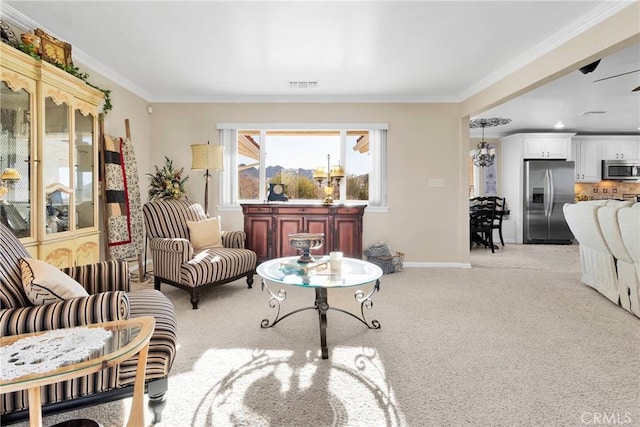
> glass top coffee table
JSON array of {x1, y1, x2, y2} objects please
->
[
  {"x1": 257, "y1": 256, "x2": 383, "y2": 359},
  {"x1": 0, "y1": 317, "x2": 155, "y2": 427}
]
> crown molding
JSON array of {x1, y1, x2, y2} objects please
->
[
  {"x1": 146, "y1": 94, "x2": 461, "y2": 103},
  {"x1": 72, "y1": 50, "x2": 154, "y2": 101}
]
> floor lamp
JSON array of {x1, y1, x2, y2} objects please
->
[{"x1": 191, "y1": 142, "x2": 224, "y2": 216}]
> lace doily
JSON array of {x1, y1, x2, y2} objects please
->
[{"x1": 1, "y1": 327, "x2": 113, "y2": 381}]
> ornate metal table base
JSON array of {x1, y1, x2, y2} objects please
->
[{"x1": 261, "y1": 279, "x2": 381, "y2": 359}]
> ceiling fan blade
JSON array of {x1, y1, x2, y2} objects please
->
[{"x1": 593, "y1": 69, "x2": 640, "y2": 83}]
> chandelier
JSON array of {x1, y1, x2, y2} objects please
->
[{"x1": 469, "y1": 118, "x2": 511, "y2": 167}]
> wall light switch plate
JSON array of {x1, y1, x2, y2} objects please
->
[{"x1": 428, "y1": 178, "x2": 445, "y2": 188}]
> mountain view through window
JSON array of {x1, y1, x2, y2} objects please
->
[{"x1": 237, "y1": 130, "x2": 370, "y2": 202}]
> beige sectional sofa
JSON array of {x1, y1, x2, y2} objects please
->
[{"x1": 563, "y1": 200, "x2": 640, "y2": 318}]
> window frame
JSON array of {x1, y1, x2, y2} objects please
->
[{"x1": 217, "y1": 123, "x2": 388, "y2": 212}]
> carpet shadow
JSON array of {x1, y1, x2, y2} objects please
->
[{"x1": 190, "y1": 348, "x2": 404, "y2": 426}]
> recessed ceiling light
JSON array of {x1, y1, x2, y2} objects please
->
[{"x1": 554, "y1": 120, "x2": 565, "y2": 129}]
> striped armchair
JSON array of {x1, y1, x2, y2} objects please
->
[
  {"x1": 143, "y1": 199, "x2": 257, "y2": 309},
  {"x1": 0, "y1": 224, "x2": 177, "y2": 424}
]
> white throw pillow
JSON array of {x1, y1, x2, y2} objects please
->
[
  {"x1": 187, "y1": 217, "x2": 223, "y2": 251},
  {"x1": 19, "y1": 258, "x2": 89, "y2": 305}
]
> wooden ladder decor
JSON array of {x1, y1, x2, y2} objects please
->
[{"x1": 99, "y1": 116, "x2": 146, "y2": 278}]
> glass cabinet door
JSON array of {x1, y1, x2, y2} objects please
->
[
  {"x1": 74, "y1": 110, "x2": 95, "y2": 229},
  {"x1": 43, "y1": 96, "x2": 72, "y2": 235},
  {"x1": 0, "y1": 81, "x2": 32, "y2": 239}
]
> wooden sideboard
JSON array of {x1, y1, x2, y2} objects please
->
[{"x1": 241, "y1": 203, "x2": 366, "y2": 263}]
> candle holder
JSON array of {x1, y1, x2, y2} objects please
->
[{"x1": 312, "y1": 154, "x2": 345, "y2": 205}]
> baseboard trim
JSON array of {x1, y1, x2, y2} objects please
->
[
  {"x1": 128, "y1": 259, "x2": 152, "y2": 273},
  {"x1": 404, "y1": 262, "x2": 472, "y2": 269}
]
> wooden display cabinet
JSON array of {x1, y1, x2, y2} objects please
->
[
  {"x1": 241, "y1": 203, "x2": 366, "y2": 264},
  {"x1": 0, "y1": 43, "x2": 102, "y2": 266}
]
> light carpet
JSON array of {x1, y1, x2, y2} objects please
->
[{"x1": 13, "y1": 244, "x2": 640, "y2": 427}]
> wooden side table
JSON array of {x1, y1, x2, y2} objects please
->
[{"x1": 0, "y1": 317, "x2": 155, "y2": 427}]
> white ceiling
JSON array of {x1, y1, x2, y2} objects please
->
[{"x1": 3, "y1": 1, "x2": 639, "y2": 137}]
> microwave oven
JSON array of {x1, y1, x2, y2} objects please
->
[{"x1": 602, "y1": 160, "x2": 640, "y2": 180}]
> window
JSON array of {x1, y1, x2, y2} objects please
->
[
  {"x1": 469, "y1": 143, "x2": 498, "y2": 198},
  {"x1": 218, "y1": 124, "x2": 388, "y2": 209},
  {"x1": 468, "y1": 156, "x2": 476, "y2": 197}
]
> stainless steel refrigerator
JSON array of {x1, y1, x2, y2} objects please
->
[{"x1": 523, "y1": 160, "x2": 575, "y2": 244}]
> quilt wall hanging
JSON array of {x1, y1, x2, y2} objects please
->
[{"x1": 103, "y1": 134, "x2": 144, "y2": 260}]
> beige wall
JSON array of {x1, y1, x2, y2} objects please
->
[
  {"x1": 148, "y1": 103, "x2": 470, "y2": 265},
  {"x1": 84, "y1": 67, "x2": 153, "y2": 187}
]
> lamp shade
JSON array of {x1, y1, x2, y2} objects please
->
[
  {"x1": 191, "y1": 144, "x2": 224, "y2": 171},
  {"x1": 1, "y1": 168, "x2": 22, "y2": 181}
]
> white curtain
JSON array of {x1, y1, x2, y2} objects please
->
[
  {"x1": 368, "y1": 129, "x2": 387, "y2": 207},
  {"x1": 219, "y1": 129, "x2": 237, "y2": 206}
]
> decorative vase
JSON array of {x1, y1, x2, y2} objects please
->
[{"x1": 288, "y1": 233, "x2": 324, "y2": 263}]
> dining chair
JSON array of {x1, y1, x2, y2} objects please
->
[
  {"x1": 491, "y1": 197, "x2": 506, "y2": 246},
  {"x1": 470, "y1": 196, "x2": 505, "y2": 246},
  {"x1": 470, "y1": 206, "x2": 497, "y2": 253}
]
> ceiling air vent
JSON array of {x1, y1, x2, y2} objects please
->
[{"x1": 289, "y1": 81, "x2": 318, "y2": 89}]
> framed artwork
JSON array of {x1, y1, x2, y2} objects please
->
[
  {"x1": 20, "y1": 33, "x2": 42, "y2": 56},
  {"x1": 35, "y1": 28, "x2": 72, "y2": 67}
]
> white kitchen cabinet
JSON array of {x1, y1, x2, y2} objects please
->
[
  {"x1": 571, "y1": 139, "x2": 601, "y2": 182},
  {"x1": 601, "y1": 139, "x2": 638, "y2": 160},
  {"x1": 523, "y1": 136, "x2": 570, "y2": 159}
]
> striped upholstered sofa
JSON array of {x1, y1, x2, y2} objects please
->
[
  {"x1": 0, "y1": 224, "x2": 177, "y2": 424},
  {"x1": 143, "y1": 199, "x2": 257, "y2": 309}
]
